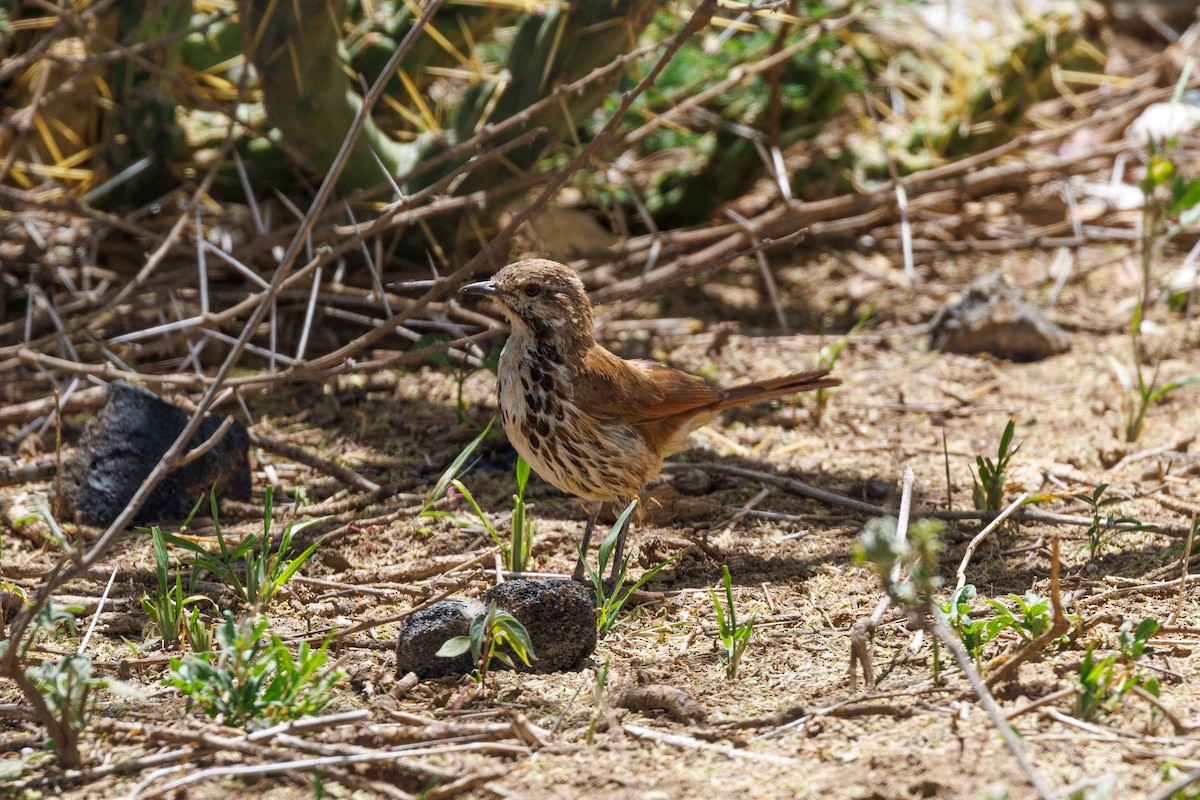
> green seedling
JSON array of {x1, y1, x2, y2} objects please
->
[
  {"x1": 166, "y1": 612, "x2": 345, "y2": 727},
  {"x1": 1074, "y1": 645, "x2": 1141, "y2": 722},
  {"x1": 26, "y1": 655, "x2": 102, "y2": 762},
  {"x1": 856, "y1": 516, "x2": 946, "y2": 603},
  {"x1": 21, "y1": 604, "x2": 139, "y2": 766},
  {"x1": 583, "y1": 500, "x2": 678, "y2": 635},
  {"x1": 1071, "y1": 485, "x2": 1157, "y2": 562},
  {"x1": 940, "y1": 584, "x2": 997, "y2": 665},
  {"x1": 140, "y1": 526, "x2": 215, "y2": 650},
  {"x1": 971, "y1": 420, "x2": 1019, "y2": 512},
  {"x1": 158, "y1": 486, "x2": 327, "y2": 611},
  {"x1": 812, "y1": 300, "x2": 875, "y2": 425},
  {"x1": 1111, "y1": 146, "x2": 1200, "y2": 443},
  {"x1": 586, "y1": 658, "x2": 611, "y2": 745},
  {"x1": 1106, "y1": 340, "x2": 1200, "y2": 444},
  {"x1": 419, "y1": 423, "x2": 537, "y2": 573},
  {"x1": 709, "y1": 564, "x2": 756, "y2": 680},
  {"x1": 509, "y1": 456, "x2": 534, "y2": 574},
  {"x1": 985, "y1": 591, "x2": 1055, "y2": 643},
  {"x1": 436, "y1": 601, "x2": 535, "y2": 687},
  {"x1": 181, "y1": 606, "x2": 213, "y2": 653},
  {"x1": 1117, "y1": 617, "x2": 1160, "y2": 662}
]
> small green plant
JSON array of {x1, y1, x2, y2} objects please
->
[
  {"x1": 971, "y1": 420, "x2": 1019, "y2": 511},
  {"x1": 941, "y1": 586, "x2": 1075, "y2": 670},
  {"x1": 165, "y1": 612, "x2": 345, "y2": 728},
  {"x1": 709, "y1": 564, "x2": 756, "y2": 680},
  {"x1": 812, "y1": 300, "x2": 875, "y2": 425},
  {"x1": 1074, "y1": 645, "x2": 1139, "y2": 722},
  {"x1": 20, "y1": 604, "x2": 139, "y2": 766},
  {"x1": 583, "y1": 500, "x2": 678, "y2": 635},
  {"x1": 940, "y1": 585, "x2": 998, "y2": 665},
  {"x1": 140, "y1": 526, "x2": 215, "y2": 650},
  {"x1": 509, "y1": 456, "x2": 534, "y2": 574},
  {"x1": 436, "y1": 601, "x2": 535, "y2": 686},
  {"x1": 181, "y1": 606, "x2": 213, "y2": 653},
  {"x1": 158, "y1": 486, "x2": 326, "y2": 611},
  {"x1": 586, "y1": 658, "x2": 611, "y2": 745},
  {"x1": 1106, "y1": 338, "x2": 1200, "y2": 444},
  {"x1": 856, "y1": 516, "x2": 947, "y2": 604},
  {"x1": 26, "y1": 655, "x2": 101, "y2": 761},
  {"x1": 1116, "y1": 617, "x2": 1160, "y2": 662},
  {"x1": 1111, "y1": 145, "x2": 1200, "y2": 443},
  {"x1": 1072, "y1": 485, "x2": 1157, "y2": 562},
  {"x1": 419, "y1": 422, "x2": 536, "y2": 573},
  {"x1": 985, "y1": 591, "x2": 1056, "y2": 643}
]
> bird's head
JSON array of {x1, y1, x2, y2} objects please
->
[{"x1": 459, "y1": 259, "x2": 594, "y2": 350}]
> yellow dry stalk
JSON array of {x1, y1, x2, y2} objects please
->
[
  {"x1": 399, "y1": 69, "x2": 439, "y2": 132},
  {"x1": 382, "y1": 93, "x2": 431, "y2": 133}
]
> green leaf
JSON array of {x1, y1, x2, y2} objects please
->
[
  {"x1": 435, "y1": 636, "x2": 473, "y2": 658},
  {"x1": 1149, "y1": 373, "x2": 1200, "y2": 403},
  {"x1": 515, "y1": 456, "x2": 531, "y2": 495},
  {"x1": 420, "y1": 419, "x2": 495, "y2": 516},
  {"x1": 1169, "y1": 177, "x2": 1200, "y2": 213},
  {"x1": 1105, "y1": 355, "x2": 1135, "y2": 395}
]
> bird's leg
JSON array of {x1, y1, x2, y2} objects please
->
[
  {"x1": 572, "y1": 506, "x2": 600, "y2": 582},
  {"x1": 607, "y1": 500, "x2": 633, "y2": 585}
]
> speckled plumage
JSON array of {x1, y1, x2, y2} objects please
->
[{"x1": 460, "y1": 259, "x2": 839, "y2": 579}]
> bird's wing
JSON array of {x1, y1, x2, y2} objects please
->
[{"x1": 572, "y1": 347, "x2": 721, "y2": 424}]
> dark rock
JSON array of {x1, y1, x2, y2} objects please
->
[
  {"x1": 61, "y1": 381, "x2": 250, "y2": 526},
  {"x1": 929, "y1": 273, "x2": 1069, "y2": 361},
  {"x1": 395, "y1": 578, "x2": 596, "y2": 679},
  {"x1": 481, "y1": 578, "x2": 597, "y2": 672},
  {"x1": 394, "y1": 598, "x2": 479, "y2": 679}
]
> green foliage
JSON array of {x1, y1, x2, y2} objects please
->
[
  {"x1": 156, "y1": 486, "x2": 326, "y2": 611},
  {"x1": 584, "y1": 500, "x2": 678, "y2": 635},
  {"x1": 1071, "y1": 485, "x2": 1157, "y2": 562},
  {"x1": 1113, "y1": 144, "x2": 1200, "y2": 442},
  {"x1": 626, "y1": 11, "x2": 860, "y2": 222},
  {"x1": 940, "y1": 585, "x2": 993, "y2": 661},
  {"x1": 166, "y1": 612, "x2": 345, "y2": 728},
  {"x1": 1116, "y1": 617, "x2": 1160, "y2": 663},
  {"x1": 26, "y1": 656, "x2": 102, "y2": 749},
  {"x1": 22, "y1": 605, "x2": 141, "y2": 763},
  {"x1": 419, "y1": 418, "x2": 494, "y2": 517},
  {"x1": 1074, "y1": 617, "x2": 1161, "y2": 722},
  {"x1": 586, "y1": 658, "x2": 611, "y2": 745},
  {"x1": 1074, "y1": 646, "x2": 1139, "y2": 722},
  {"x1": 140, "y1": 526, "x2": 215, "y2": 650},
  {"x1": 709, "y1": 565, "x2": 756, "y2": 680},
  {"x1": 1107, "y1": 348, "x2": 1200, "y2": 444},
  {"x1": 971, "y1": 420, "x2": 1018, "y2": 512},
  {"x1": 419, "y1": 423, "x2": 536, "y2": 573},
  {"x1": 813, "y1": 300, "x2": 875, "y2": 425},
  {"x1": 941, "y1": 585, "x2": 1073, "y2": 666},
  {"x1": 856, "y1": 516, "x2": 946, "y2": 604},
  {"x1": 984, "y1": 591, "x2": 1057, "y2": 643},
  {"x1": 436, "y1": 601, "x2": 535, "y2": 685},
  {"x1": 509, "y1": 456, "x2": 534, "y2": 574}
]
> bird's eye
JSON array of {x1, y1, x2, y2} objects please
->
[{"x1": 523, "y1": 284, "x2": 541, "y2": 297}]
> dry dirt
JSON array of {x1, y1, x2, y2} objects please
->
[{"x1": 3, "y1": 245, "x2": 1200, "y2": 799}]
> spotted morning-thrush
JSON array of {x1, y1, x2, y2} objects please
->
[{"x1": 460, "y1": 259, "x2": 839, "y2": 581}]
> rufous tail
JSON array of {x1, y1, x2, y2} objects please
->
[{"x1": 712, "y1": 368, "x2": 840, "y2": 411}]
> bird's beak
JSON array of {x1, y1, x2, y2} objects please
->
[{"x1": 459, "y1": 279, "x2": 500, "y2": 298}]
